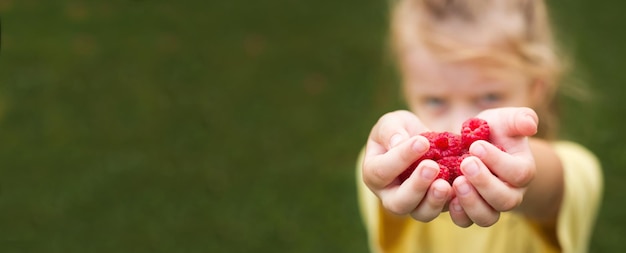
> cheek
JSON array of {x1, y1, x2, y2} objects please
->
[
  {"x1": 409, "y1": 109, "x2": 453, "y2": 132},
  {"x1": 415, "y1": 114, "x2": 440, "y2": 130},
  {"x1": 406, "y1": 103, "x2": 435, "y2": 127},
  {"x1": 507, "y1": 91, "x2": 534, "y2": 107},
  {"x1": 508, "y1": 79, "x2": 537, "y2": 107},
  {"x1": 419, "y1": 115, "x2": 458, "y2": 133}
]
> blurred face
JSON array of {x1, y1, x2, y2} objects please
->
[{"x1": 400, "y1": 47, "x2": 536, "y2": 133}]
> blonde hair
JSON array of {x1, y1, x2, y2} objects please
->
[{"x1": 389, "y1": 0, "x2": 569, "y2": 139}]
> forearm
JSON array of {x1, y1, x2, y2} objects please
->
[{"x1": 516, "y1": 138, "x2": 564, "y2": 223}]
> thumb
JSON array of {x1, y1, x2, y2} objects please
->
[
  {"x1": 508, "y1": 107, "x2": 539, "y2": 137},
  {"x1": 478, "y1": 107, "x2": 538, "y2": 138}
]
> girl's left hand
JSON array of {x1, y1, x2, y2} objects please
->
[{"x1": 447, "y1": 107, "x2": 539, "y2": 227}]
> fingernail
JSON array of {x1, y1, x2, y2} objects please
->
[
  {"x1": 421, "y1": 165, "x2": 437, "y2": 180},
  {"x1": 463, "y1": 159, "x2": 479, "y2": 177},
  {"x1": 457, "y1": 182, "x2": 471, "y2": 195},
  {"x1": 433, "y1": 187, "x2": 445, "y2": 199},
  {"x1": 412, "y1": 136, "x2": 429, "y2": 153},
  {"x1": 390, "y1": 134, "x2": 403, "y2": 148},
  {"x1": 451, "y1": 201, "x2": 463, "y2": 212},
  {"x1": 471, "y1": 143, "x2": 485, "y2": 158},
  {"x1": 524, "y1": 113, "x2": 538, "y2": 126}
]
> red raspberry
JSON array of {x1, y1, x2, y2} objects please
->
[
  {"x1": 399, "y1": 117, "x2": 502, "y2": 184},
  {"x1": 419, "y1": 132, "x2": 442, "y2": 160},
  {"x1": 398, "y1": 161, "x2": 418, "y2": 182},
  {"x1": 435, "y1": 165, "x2": 450, "y2": 182},
  {"x1": 420, "y1": 131, "x2": 464, "y2": 160},
  {"x1": 438, "y1": 132, "x2": 464, "y2": 157},
  {"x1": 437, "y1": 154, "x2": 470, "y2": 183},
  {"x1": 461, "y1": 118, "x2": 490, "y2": 149}
]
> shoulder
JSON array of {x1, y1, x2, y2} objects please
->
[
  {"x1": 551, "y1": 140, "x2": 603, "y2": 200},
  {"x1": 552, "y1": 140, "x2": 598, "y2": 160},
  {"x1": 552, "y1": 140, "x2": 602, "y2": 178},
  {"x1": 552, "y1": 140, "x2": 603, "y2": 253}
]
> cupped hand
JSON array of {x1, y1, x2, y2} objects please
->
[
  {"x1": 448, "y1": 107, "x2": 539, "y2": 227},
  {"x1": 362, "y1": 110, "x2": 453, "y2": 222}
]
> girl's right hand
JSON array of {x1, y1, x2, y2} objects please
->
[{"x1": 362, "y1": 110, "x2": 453, "y2": 222}]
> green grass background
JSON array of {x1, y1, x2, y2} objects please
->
[{"x1": 0, "y1": 0, "x2": 624, "y2": 252}]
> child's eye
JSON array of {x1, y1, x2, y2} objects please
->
[
  {"x1": 424, "y1": 97, "x2": 446, "y2": 108},
  {"x1": 424, "y1": 97, "x2": 444, "y2": 107},
  {"x1": 477, "y1": 93, "x2": 502, "y2": 107}
]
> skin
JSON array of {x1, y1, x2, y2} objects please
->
[{"x1": 362, "y1": 46, "x2": 564, "y2": 228}]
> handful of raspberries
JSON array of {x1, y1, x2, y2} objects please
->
[{"x1": 399, "y1": 118, "x2": 501, "y2": 184}]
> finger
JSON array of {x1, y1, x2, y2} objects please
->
[
  {"x1": 379, "y1": 160, "x2": 441, "y2": 215},
  {"x1": 460, "y1": 156, "x2": 525, "y2": 212},
  {"x1": 479, "y1": 107, "x2": 538, "y2": 138},
  {"x1": 448, "y1": 198, "x2": 473, "y2": 228},
  {"x1": 409, "y1": 179, "x2": 452, "y2": 222},
  {"x1": 366, "y1": 110, "x2": 426, "y2": 157},
  {"x1": 363, "y1": 135, "x2": 430, "y2": 189},
  {"x1": 453, "y1": 176, "x2": 500, "y2": 227},
  {"x1": 510, "y1": 107, "x2": 539, "y2": 137},
  {"x1": 469, "y1": 141, "x2": 535, "y2": 188}
]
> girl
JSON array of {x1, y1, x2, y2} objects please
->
[{"x1": 357, "y1": 0, "x2": 603, "y2": 252}]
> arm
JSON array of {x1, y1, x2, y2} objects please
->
[{"x1": 522, "y1": 138, "x2": 564, "y2": 223}]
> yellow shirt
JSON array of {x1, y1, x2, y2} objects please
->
[{"x1": 356, "y1": 141, "x2": 603, "y2": 253}]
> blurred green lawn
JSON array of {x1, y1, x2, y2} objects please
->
[{"x1": 0, "y1": 0, "x2": 625, "y2": 252}]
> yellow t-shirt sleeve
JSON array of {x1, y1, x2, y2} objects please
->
[
  {"x1": 356, "y1": 148, "x2": 384, "y2": 252},
  {"x1": 554, "y1": 141, "x2": 603, "y2": 253}
]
